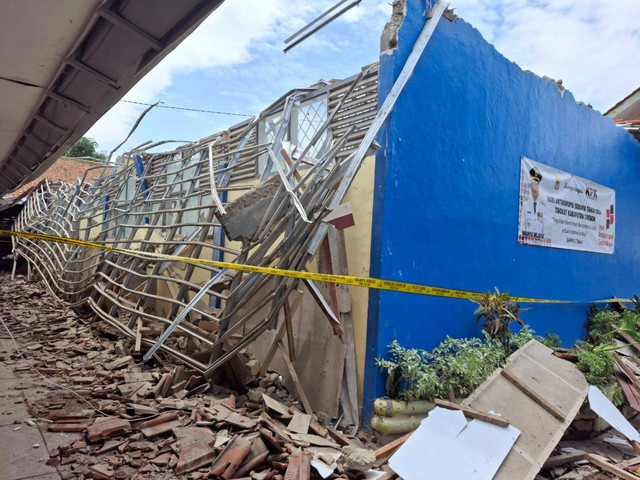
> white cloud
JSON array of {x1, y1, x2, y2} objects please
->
[
  {"x1": 87, "y1": 0, "x2": 312, "y2": 150},
  {"x1": 87, "y1": 0, "x2": 391, "y2": 152},
  {"x1": 451, "y1": 0, "x2": 640, "y2": 111},
  {"x1": 86, "y1": 0, "x2": 638, "y2": 153}
]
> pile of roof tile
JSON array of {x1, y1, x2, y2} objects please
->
[{"x1": 0, "y1": 274, "x2": 380, "y2": 479}]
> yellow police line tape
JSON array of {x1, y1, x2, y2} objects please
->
[{"x1": 0, "y1": 229, "x2": 632, "y2": 305}]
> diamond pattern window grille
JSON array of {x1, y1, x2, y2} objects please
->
[
  {"x1": 292, "y1": 96, "x2": 329, "y2": 159},
  {"x1": 263, "y1": 114, "x2": 282, "y2": 144}
]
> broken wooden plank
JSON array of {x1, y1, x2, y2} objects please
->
[
  {"x1": 284, "y1": 299, "x2": 296, "y2": 362},
  {"x1": 616, "y1": 365, "x2": 640, "y2": 411},
  {"x1": 289, "y1": 405, "x2": 328, "y2": 438},
  {"x1": 327, "y1": 227, "x2": 359, "y2": 426},
  {"x1": 463, "y1": 340, "x2": 589, "y2": 480},
  {"x1": 375, "y1": 431, "x2": 413, "y2": 460},
  {"x1": 500, "y1": 368, "x2": 566, "y2": 421},
  {"x1": 134, "y1": 318, "x2": 142, "y2": 353},
  {"x1": 289, "y1": 433, "x2": 339, "y2": 448},
  {"x1": 434, "y1": 399, "x2": 509, "y2": 427},
  {"x1": 327, "y1": 426, "x2": 359, "y2": 448},
  {"x1": 284, "y1": 450, "x2": 311, "y2": 480},
  {"x1": 281, "y1": 148, "x2": 302, "y2": 183},
  {"x1": 278, "y1": 340, "x2": 313, "y2": 415},
  {"x1": 586, "y1": 453, "x2": 638, "y2": 480},
  {"x1": 259, "y1": 290, "x2": 304, "y2": 376},
  {"x1": 613, "y1": 352, "x2": 640, "y2": 393},
  {"x1": 620, "y1": 331, "x2": 640, "y2": 355},
  {"x1": 259, "y1": 412, "x2": 292, "y2": 443},
  {"x1": 542, "y1": 450, "x2": 587, "y2": 468},
  {"x1": 302, "y1": 278, "x2": 343, "y2": 336}
]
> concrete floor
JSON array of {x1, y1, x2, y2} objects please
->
[{"x1": 0, "y1": 337, "x2": 80, "y2": 480}]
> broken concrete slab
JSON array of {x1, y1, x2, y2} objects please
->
[
  {"x1": 217, "y1": 176, "x2": 284, "y2": 242},
  {"x1": 339, "y1": 445, "x2": 377, "y2": 472}
]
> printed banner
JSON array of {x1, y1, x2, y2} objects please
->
[{"x1": 518, "y1": 157, "x2": 615, "y2": 254}]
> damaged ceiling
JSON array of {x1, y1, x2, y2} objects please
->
[{"x1": 0, "y1": 0, "x2": 226, "y2": 197}]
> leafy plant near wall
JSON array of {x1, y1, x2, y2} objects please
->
[
  {"x1": 585, "y1": 308, "x2": 622, "y2": 345},
  {"x1": 376, "y1": 336, "x2": 505, "y2": 401},
  {"x1": 572, "y1": 305, "x2": 640, "y2": 390},
  {"x1": 575, "y1": 341, "x2": 615, "y2": 387},
  {"x1": 472, "y1": 288, "x2": 530, "y2": 355},
  {"x1": 376, "y1": 340, "x2": 438, "y2": 401},
  {"x1": 510, "y1": 325, "x2": 562, "y2": 350},
  {"x1": 375, "y1": 326, "x2": 559, "y2": 401},
  {"x1": 584, "y1": 307, "x2": 640, "y2": 349}
]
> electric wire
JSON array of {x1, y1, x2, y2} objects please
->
[
  {"x1": 1, "y1": 313, "x2": 193, "y2": 423},
  {"x1": 0, "y1": 315, "x2": 114, "y2": 417},
  {"x1": 119, "y1": 100, "x2": 252, "y2": 117}
]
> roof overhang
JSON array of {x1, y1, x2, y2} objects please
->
[
  {"x1": 604, "y1": 86, "x2": 640, "y2": 142},
  {"x1": 604, "y1": 87, "x2": 640, "y2": 121},
  {"x1": 0, "y1": 0, "x2": 225, "y2": 196}
]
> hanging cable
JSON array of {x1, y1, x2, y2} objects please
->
[
  {"x1": 119, "y1": 100, "x2": 252, "y2": 117},
  {"x1": 0, "y1": 316, "x2": 113, "y2": 417}
]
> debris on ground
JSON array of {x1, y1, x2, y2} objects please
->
[
  {"x1": 0, "y1": 274, "x2": 378, "y2": 479},
  {"x1": 5, "y1": 278, "x2": 640, "y2": 479}
]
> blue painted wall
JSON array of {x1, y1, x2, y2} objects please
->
[{"x1": 364, "y1": 0, "x2": 640, "y2": 417}]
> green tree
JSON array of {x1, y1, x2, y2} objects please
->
[{"x1": 64, "y1": 137, "x2": 106, "y2": 160}]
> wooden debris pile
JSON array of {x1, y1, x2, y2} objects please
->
[{"x1": 0, "y1": 273, "x2": 379, "y2": 479}]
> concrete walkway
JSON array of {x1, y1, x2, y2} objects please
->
[{"x1": 0, "y1": 337, "x2": 77, "y2": 480}]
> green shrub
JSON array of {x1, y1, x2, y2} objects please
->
[
  {"x1": 575, "y1": 342, "x2": 614, "y2": 386},
  {"x1": 585, "y1": 309, "x2": 621, "y2": 345},
  {"x1": 375, "y1": 340, "x2": 438, "y2": 401},
  {"x1": 602, "y1": 385, "x2": 626, "y2": 408},
  {"x1": 376, "y1": 335, "x2": 506, "y2": 401},
  {"x1": 376, "y1": 327, "x2": 563, "y2": 401},
  {"x1": 510, "y1": 325, "x2": 561, "y2": 350},
  {"x1": 540, "y1": 332, "x2": 562, "y2": 348},
  {"x1": 430, "y1": 335, "x2": 506, "y2": 399}
]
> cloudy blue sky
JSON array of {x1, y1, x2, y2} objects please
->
[{"x1": 87, "y1": 0, "x2": 640, "y2": 155}]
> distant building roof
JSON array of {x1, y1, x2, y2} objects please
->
[
  {"x1": 604, "y1": 86, "x2": 640, "y2": 142},
  {"x1": 7, "y1": 157, "x2": 108, "y2": 199}
]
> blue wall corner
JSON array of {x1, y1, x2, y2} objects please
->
[{"x1": 363, "y1": 0, "x2": 640, "y2": 419}]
